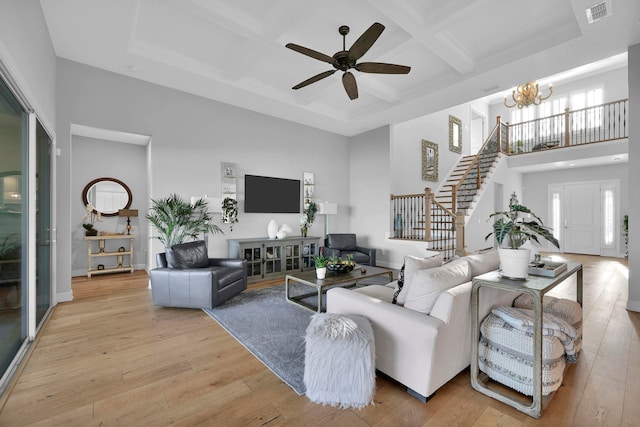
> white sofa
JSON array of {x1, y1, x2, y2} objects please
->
[{"x1": 326, "y1": 250, "x2": 516, "y2": 402}]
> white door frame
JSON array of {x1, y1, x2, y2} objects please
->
[{"x1": 549, "y1": 179, "x2": 621, "y2": 257}]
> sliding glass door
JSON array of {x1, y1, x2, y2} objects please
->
[{"x1": 0, "y1": 76, "x2": 27, "y2": 379}]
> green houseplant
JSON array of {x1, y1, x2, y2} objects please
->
[
  {"x1": 146, "y1": 194, "x2": 223, "y2": 247},
  {"x1": 300, "y1": 201, "x2": 317, "y2": 237},
  {"x1": 221, "y1": 197, "x2": 238, "y2": 231},
  {"x1": 312, "y1": 254, "x2": 328, "y2": 279},
  {"x1": 486, "y1": 192, "x2": 559, "y2": 278}
]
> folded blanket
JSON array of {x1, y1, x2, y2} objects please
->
[
  {"x1": 513, "y1": 294, "x2": 582, "y2": 326},
  {"x1": 491, "y1": 306, "x2": 581, "y2": 363}
]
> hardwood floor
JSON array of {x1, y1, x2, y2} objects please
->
[{"x1": 0, "y1": 254, "x2": 637, "y2": 426}]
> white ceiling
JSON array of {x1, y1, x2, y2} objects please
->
[{"x1": 40, "y1": 0, "x2": 640, "y2": 137}]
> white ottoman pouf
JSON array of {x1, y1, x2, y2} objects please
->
[{"x1": 304, "y1": 312, "x2": 375, "y2": 409}]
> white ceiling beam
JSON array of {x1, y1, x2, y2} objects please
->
[{"x1": 365, "y1": 0, "x2": 476, "y2": 75}]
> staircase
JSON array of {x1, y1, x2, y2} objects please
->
[
  {"x1": 390, "y1": 121, "x2": 505, "y2": 259},
  {"x1": 436, "y1": 151, "x2": 501, "y2": 215}
]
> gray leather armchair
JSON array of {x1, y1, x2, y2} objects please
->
[
  {"x1": 150, "y1": 240, "x2": 247, "y2": 309},
  {"x1": 323, "y1": 233, "x2": 376, "y2": 266}
]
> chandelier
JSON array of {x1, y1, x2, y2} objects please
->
[{"x1": 504, "y1": 81, "x2": 552, "y2": 109}]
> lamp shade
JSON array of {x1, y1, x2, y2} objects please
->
[
  {"x1": 317, "y1": 202, "x2": 338, "y2": 215},
  {"x1": 118, "y1": 209, "x2": 138, "y2": 217}
]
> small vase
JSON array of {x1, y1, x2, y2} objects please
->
[
  {"x1": 301, "y1": 227, "x2": 308, "y2": 237},
  {"x1": 85, "y1": 229, "x2": 98, "y2": 236},
  {"x1": 316, "y1": 267, "x2": 326, "y2": 279}
]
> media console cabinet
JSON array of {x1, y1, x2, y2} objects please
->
[{"x1": 227, "y1": 236, "x2": 320, "y2": 282}]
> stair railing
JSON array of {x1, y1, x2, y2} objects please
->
[
  {"x1": 390, "y1": 188, "x2": 457, "y2": 259},
  {"x1": 449, "y1": 120, "x2": 501, "y2": 214}
]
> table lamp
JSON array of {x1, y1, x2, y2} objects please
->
[{"x1": 118, "y1": 209, "x2": 138, "y2": 235}]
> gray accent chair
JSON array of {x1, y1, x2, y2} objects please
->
[
  {"x1": 323, "y1": 233, "x2": 376, "y2": 266},
  {"x1": 150, "y1": 240, "x2": 247, "y2": 309}
]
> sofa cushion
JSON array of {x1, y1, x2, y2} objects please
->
[
  {"x1": 395, "y1": 254, "x2": 444, "y2": 305},
  {"x1": 403, "y1": 259, "x2": 471, "y2": 314},
  {"x1": 165, "y1": 240, "x2": 209, "y2": 269},
  {"x1": 464, "y1": 249, "x2": 500, "y2": 277}
]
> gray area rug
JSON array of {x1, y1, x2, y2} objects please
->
[
  {"x1": 203, "y1": 285, "x2": 312, "y2": 395},
  {"x1": 203, "y1": 277, "x2": 391, "y2": 395}
]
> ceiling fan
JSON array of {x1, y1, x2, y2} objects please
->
[{"x1": 286, "y1": 22, "x2": 411, "y2": 100}]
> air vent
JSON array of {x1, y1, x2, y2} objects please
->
[{"x1": 586, "y1": 0, "x2": 612, "y2": 24}]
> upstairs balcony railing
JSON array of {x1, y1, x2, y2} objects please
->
[{"x1": 504, "y1": 98, "x2": 628, "y2": 154}]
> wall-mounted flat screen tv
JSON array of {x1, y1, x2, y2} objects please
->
[{"x1": 244, "y1": 174, "x2": 301, "y2": 213}]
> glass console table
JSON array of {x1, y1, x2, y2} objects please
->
[{"x1": 470, "y1": 262, "x2": 583, "y2": 418}]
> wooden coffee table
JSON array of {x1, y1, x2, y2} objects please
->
[{"x1": 285, "y1": 265, "x2": 393, "y2": 312}]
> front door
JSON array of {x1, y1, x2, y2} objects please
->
[{"x1": 562, "y1": 183, "x2": 601, "y2": 255}]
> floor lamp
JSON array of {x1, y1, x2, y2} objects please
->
[{"x1": 317, "y1": 202, "x2": 338, "y2": 241}]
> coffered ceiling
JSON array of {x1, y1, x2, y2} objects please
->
[{"x1": 40, "y1": 0, "x2": 640, "y2": 136}]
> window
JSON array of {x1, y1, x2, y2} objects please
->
[
  {"x1": 571, "y1": 87, "x2": 603, "y2": 131},
  {"x1": 552, "y1": 191, "x2": 561, "y2": 242}
]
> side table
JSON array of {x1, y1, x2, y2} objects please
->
[{"x1": 470, "y1": 262, "x2": 583, "y2": 418}]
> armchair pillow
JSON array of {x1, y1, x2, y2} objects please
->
[
  {"x1": 394, "y1": 254, "x2": 444, "y2": 305},
  {"x1": 403, "y1": 259, "x2": 471, "y2": 314},
  {"x1": 326, "y1": 234, "x2": 357, "y2": 251},
  {"x1": 165, "y1": 240, "x2": 209, "y2": 269}
]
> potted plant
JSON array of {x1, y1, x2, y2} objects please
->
[
  {"x1": 146, "y1": 193, "x2": 223, "y2": 247},
  {"x1": 222, "y1": 197, "x2": 238, "y2": 231},
  {"x1": 300, "y1": 201, "x2": 317, "y2": 237},
  {"x1": 313, "y1": 254, "x2": 328, "y2": 279},
  {"x1": 82, "y1": 203, "x2": 102, "y2": 236},
  {"x1": 486, "y1": 192, "x2": 559, "y2": 279}
]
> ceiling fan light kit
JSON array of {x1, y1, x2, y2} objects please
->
[{"x1": 286, "y1": 22, "x2": 411, "y2": 100}]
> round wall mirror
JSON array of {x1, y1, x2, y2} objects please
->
[{"x1": 82, "y1": 177, "x2": 132, "y2": 217}]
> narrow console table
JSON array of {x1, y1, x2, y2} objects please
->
[
  {"x1": 85, "y1": 234, "x2": 135, "y2": 277},
  {"x1": 470, "y1": 262, "x2": 583, "y2": 418}
]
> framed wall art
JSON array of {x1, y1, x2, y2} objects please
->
[
  {"x1": 421, "y1": 139, "x2": 438, "y2": 181},
  {"x1": 449, "y1": 115, "x2": 462, "y2": 153}
]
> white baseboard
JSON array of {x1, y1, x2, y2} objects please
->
[
  {"x1": 56, "y1": 292, "x2": 73, "y2": 303},
  {"x1": 626, "y1": 299, "x2": 640, "y2": 312}
]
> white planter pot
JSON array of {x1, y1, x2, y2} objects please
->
[
  {"x1": 498, "y1": 247, "x2": 531, "y2": 279},
  {"x1": 316, "y1": 267, "x2": 326, "y2": 279}
]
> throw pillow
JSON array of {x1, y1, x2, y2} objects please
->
[
  {"x1": 403, "y1": 258, "x2": 471, "y2": 314},
  {"x1": 464, "y1": 249, "x2": 500, "y2": 277},
  {"x1": 165, "y1": 240, "x2": 209, "y2": 269},
  {"x1": 394, "y1": 254, "x2": 444, "y2": 305}
]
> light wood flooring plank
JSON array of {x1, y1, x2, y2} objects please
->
[{"x1": 0, "y1": 255, "x2": 637, "y2": 426}]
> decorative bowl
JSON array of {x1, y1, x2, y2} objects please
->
[{"x1": 326, "y1": 263, "x2": 355, "y2": 273}]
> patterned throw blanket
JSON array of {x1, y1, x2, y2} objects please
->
[{"x1": 491, "y1": 306, "x2": 581, "y2": 363}]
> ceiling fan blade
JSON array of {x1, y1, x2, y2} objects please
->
[
  {"x1": 285, "y1": 43, "x2": 334, "y2": 64},
  {"x1": 356, "y1": 62, "x2": 411, "y2": 74},
  {"x1": 292, "y1": 69, "x2": 337, "y2": 90},
  {"x1": 342, "y1": 71, "x2": 358, "y2": 100},
  {"x1": 348, "y1": 22, "x2": 385, "y2": 61}
]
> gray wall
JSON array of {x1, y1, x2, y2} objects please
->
[
  {"x1": 0, "y1": 0, "x2": 56, "y2": 133},
  {"x1": 56, "y1": 59, "x2": 351, "y2": 301},
  {"x1": 70, "y1": 137, "x2": 148, "y2": 276},
  {"x1": 628, "y1": 43, "x2": 640, "y2": 311},
  {"x1": 348, "y1": 126, "x2": 392, "y2": 264}
]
